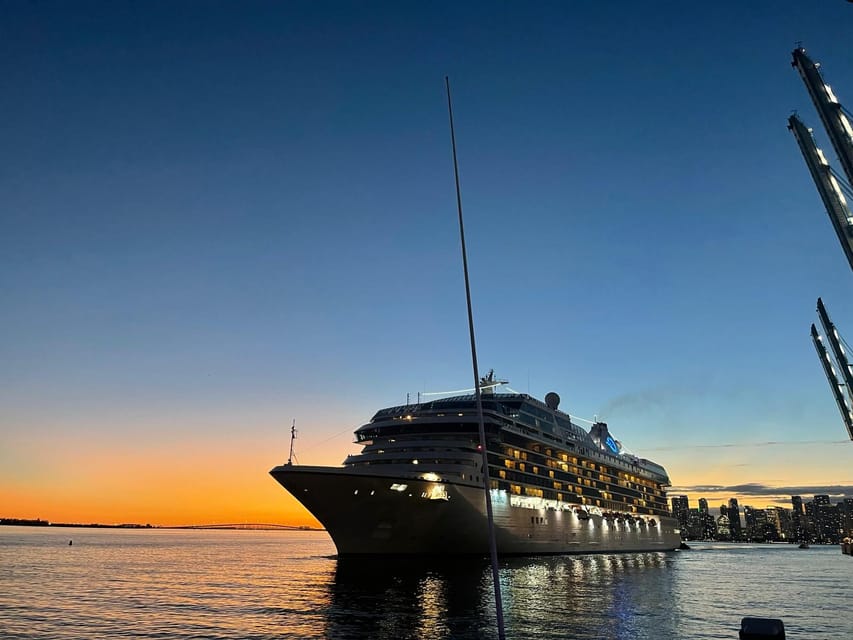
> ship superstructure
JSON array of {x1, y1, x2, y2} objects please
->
[{"x1": 270, "y1": 376, "x2": 680, "y2": 555}]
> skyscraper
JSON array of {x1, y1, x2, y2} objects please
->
[
  {"x1": 728, "y1": 498, "x2": 742, "y2": 541},
  {"x1": 842, "y1": 498, "x2": 853, "y2": 535},
  {"x1": 813, "y1": 495, "x2": 840, "y2": 543},
  {"x1": 791, "y1": 496, "x2": 805, "y2": 542},
  {"x1": 671, "y1": 495, "x2": 690, "y2": 538},
  {"x1": 698, "y1": 498, "x2": 715, "y2": 539}
]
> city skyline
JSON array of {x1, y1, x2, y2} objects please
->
[
  {"x1": 670, "y1": 492, "x2": 853, "y2": 544},
  {"x1": 3, "y1": 2, "x2": 853, "y2": 527}
]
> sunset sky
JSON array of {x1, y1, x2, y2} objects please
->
[{"x1": 3, "y1": 2, "x2": 853, "y2": 528}]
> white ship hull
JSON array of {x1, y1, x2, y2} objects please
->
[{"x1": 271, "y1": 465, "x2": 681, "y2": 555}]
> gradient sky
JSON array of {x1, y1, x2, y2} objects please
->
[{"x1": 3, "y1": 1, "x2": 853, "y2": 527}]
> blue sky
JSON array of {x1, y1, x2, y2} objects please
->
[{"x1": 3, "y1": 1, "x2": 853, "y2": 522}]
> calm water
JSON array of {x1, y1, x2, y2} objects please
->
[{"x1": 1, "y1": 527, "x2": 851, "y2": 639}]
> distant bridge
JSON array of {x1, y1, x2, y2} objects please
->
[{"x1": 172, "y1": 523, "x2": 323, "y2": 531}]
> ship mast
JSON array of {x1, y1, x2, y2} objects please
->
[
  {"x1": 286, "y1": 419, "x2": 298, "y2": 466},
  {"x1": 445, "y1": 76, "x2": 506, "y2": 640}
]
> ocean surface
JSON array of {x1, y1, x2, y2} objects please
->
[{"x1": 1, "y1": 527, "x2": 851, "y2": 639}]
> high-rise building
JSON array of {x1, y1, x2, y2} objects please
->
[
  {"x1": 812, "y1": 495, "x2": 840, "y2": 543},
  {"x1": 842, "y1": 498, "x2": 853, "y2": 535},
  {"x1": 765, "y1": 507, "x2": 786, "y2": 541},
  {"x1": 697, "y1": 498, "x2": 715, "y2": 539},
  {"x1": 791, "y1": 496, "x2": 805, "y2": 542},
  {"x1": 728, "y1": 498, "x2": 742, "y2": 541},
  {"x1": 743, "y1": 506, "x2": 757, "y2": 539},
  {"x1": 742, "y1": 506, "x2": 772, "y2": 541},
  {"x1": 716, "y1": 514, "x2": 731, "y2": 540},
  {"x1": 671, "y1": 495, "x2": 690, "y2": 538}
]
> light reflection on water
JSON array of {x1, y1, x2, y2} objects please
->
[{"x1": 1, "y1": 527, "x2": 851, "y2": 639}]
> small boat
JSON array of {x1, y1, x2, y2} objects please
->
[{"x1": 798, "y1": 542, "x2": 810, "y2": 549}]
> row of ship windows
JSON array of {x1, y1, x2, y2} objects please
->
[
  {"x1": 501, "y1": 459, "x2": 655, "y2": 495},
  {"x1": 354, "y1": 458, "x2": 477, "y2": 467},
  {"x1": 496, "y1": 468, "x2": 666, "y2": 506},
  {"x1": 502, "y1": 445, "x2": 657, "y2": 490},
  {"x1": 494, "y1": 481, "x2": 665, "y2": 515},
  {"x1": 500, "y1": 473, "x2": 656, "y2": 508}
]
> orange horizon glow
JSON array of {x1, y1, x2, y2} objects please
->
[
  {"x1": 3, "y1": 427, "x2": 850, "y2": 527},
  {"x1": 1, "y1": 430, "x2": 352, "y2": 528}
]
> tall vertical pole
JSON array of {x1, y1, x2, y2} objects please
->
[
  {"x1": 287, "y1": 419, "x2": 297, "y2": 466},
  {"x1": 445, "y1": 76, "x2": 506, "y2": 640}
]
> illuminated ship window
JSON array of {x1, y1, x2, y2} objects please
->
[
  {"x1": 422, "y1": 484, "x2": 448, "y2": 501},
  {"x1": 390, "y1": 483, "x2": 408, "y2": 492}
]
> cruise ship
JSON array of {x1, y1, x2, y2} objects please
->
[{"x1": 270, "y1": 373, "x2": 681, "y2": 555}]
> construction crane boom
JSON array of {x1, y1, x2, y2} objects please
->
[
  {"x1": 810, "y1": 323, "x2": 853, "y2": 440},
  {"x1": 788, "y1": 114, "x2": 853, "y2": 271},
  {"x1": 812, "y1": 324, "x2": 853, "y2": 440},
  {"x1": 792, "y1": 47, "x2": 853, "y2": 187},
  {"x1": 815, "y1": 298, "x2": 853, "y2": 440}
]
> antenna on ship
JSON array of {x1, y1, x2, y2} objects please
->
[
  {"x1": 286, "y1": 419, "x2": 298, "y2": 466},
  {"x1": 445, "y1": 76, "x2": 506, "y2": 640}
]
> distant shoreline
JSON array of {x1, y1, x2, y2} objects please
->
[{"x1": 0, "y1": 518, "x2": 324, "y2": 531}]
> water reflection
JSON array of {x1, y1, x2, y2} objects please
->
[
  {"x1": 325, "y1": 553, "x2": 680, "y2": 640},
  {"x1": 326, "y1": 556, "x2": 493, "y2": 639}
]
